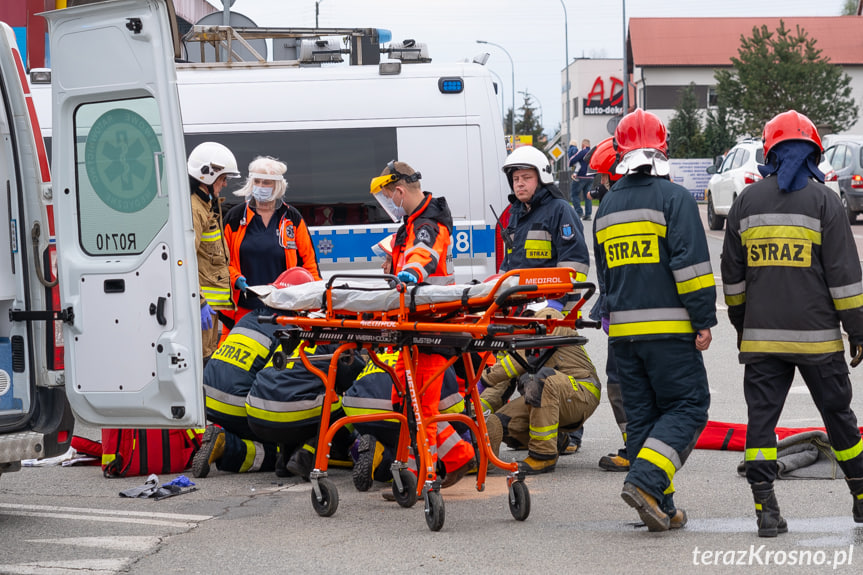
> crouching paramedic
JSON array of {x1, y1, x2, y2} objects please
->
[
  {"x1": 481, "y1": 304, "x2": 601, "y2": 474},
  {"x1": 594, "y1": 109, "x2": 716, "y2": 532},
  {"x1": 720, "y1": 110, "x2": 863, "y2": 537},
  {"x1": 345, "y1": 349, "x2": 473, "y2": 491},
  {"x1": 368, "y1": 160, "x2": 462, "y2": 487}
]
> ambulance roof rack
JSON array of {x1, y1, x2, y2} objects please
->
[{"x1": 181, "y1": 26, "x2": 430, "y2": 68}]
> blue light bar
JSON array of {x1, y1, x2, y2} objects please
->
[{"x1": 438, "y1": 77, "x2": 464, "y2": 94}]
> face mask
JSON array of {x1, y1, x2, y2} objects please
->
[
  {"x1": 374, "y1": 189, "x2": 406, "y2": 222},
  {"x1": 252, "y1": 185, "x2": 274, "y2": 202}
]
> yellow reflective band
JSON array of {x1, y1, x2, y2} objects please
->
[
  {"x1": 524, "y1": 239, "x2": 552, "y2": 260},
  {"x1": 595, "y1": 220, "x2": 667, "y2": 244},
  {"x1": 663, "y1": 481, "x2": 675, "y2": 495},
  {"x1": 245, "y1": 397, "x2": 342, "y2": 423},
  {"x1": 441, "y1": 400, "x2": 466, "y2": 415},
  {"x1": 569, "y1": 376, "x2": 601, "y2": 400},
  {"x1": 622, "y1": 432, "x2": 628, "y2": 443},
  {"x1": 745, "y1": 447, "x2": 777, "y2": 461},
  {"x1": 480, "y1": 398, "x2": 493, "y2": 414},
  {"x1": 575, "y1": 272, "x2": 587, "y2": 282},
  {"x1": 302, "y1": 444, "x2": 316, "y2": 454},
  {"x1": 206, "y1": 395, "x2": 248, "y2": 417},
  {"x1": 529, "y1": 425, "x2": 558, "y2": 441},
  {"x1": 501, "y1": 356, "x2": 518, "y2": 378},
  {"x1": 637, "y1": 447, "x2": 677, "y2": 481},
  {"x1": 190, "y1": 429, "x2": 205, "y2": 437},
  {"x1": 740, "y1": 340, "x2": 844, "y2": 355},
  {"x1": 609, "y1": 320, "x2": 694, "y2": 337},
  {"x1": 201, "y1": 287, "x2": 232, "y2": 305},
  {"x1": 857, "y1": 493, "x2": 863, "y2": 501},
  {"x1": 834, "y1": 294, "x2": 863, "y2": 311},
  {"x1": 604, "y1": 234, "x2": 659, "y2": 268},
  {"x1": 833, "y1": 439, "x2": 863, "y2": 462},
  {"x1": 370, "y1": 173, "x2": 399, "y2": 194},
  {"x1": 741, "y1": 225, "x2": 821, "y2": 245},
  {"x1": 676, "y1": 273, "x2": 716, "y2": 295},
  {"x1": 342, "y1": 405, "x2": 400, "y2": 424},
  {"x1": 755, "y1": 502, "x2": 763, "y2": 511},
  {"x1": 239, "y1": 439, "x2": 257, "y2": 473},
  {"x1": 747, "y1": 238, "x2": 811, "y2": 268},
  {"x1": 725, "y1": 293, "x2": 746, "y2": 307},
  {"x1": 201, "y1": 230, "x2": 223, "y2": 242}
]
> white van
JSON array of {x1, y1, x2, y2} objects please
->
[{"x1": 28, "y1": 16, "x2": 511, "y2": 283}]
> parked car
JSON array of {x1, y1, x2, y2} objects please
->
[
  {"x1": 704, "y1": 139, "x2": 839, "y2": 231},
  {"x1": 823, "y1": 137, "x2": 863, "y2": 224}
]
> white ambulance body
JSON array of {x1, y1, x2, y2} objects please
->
[{"x1": 29, "y1": 22, "x2": 511, "y2": 283}]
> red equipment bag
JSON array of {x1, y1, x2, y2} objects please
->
[{"x1": 99, "y1": 428, "x2": 204, "y2": 478}]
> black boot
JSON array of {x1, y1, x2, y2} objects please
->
[
  {"x1": 751, "y1": 482, "x2": 788, "y2": 537},
  {"x1": 845, "y1": 477, "x2": 863, "y2": 523}
]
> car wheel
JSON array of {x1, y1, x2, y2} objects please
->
[
  {"x1": 842, "y1": 193, "x2": 857, "y2": 224},
  {"x1": 707, "y1": 195, "x2": 725, "y2": 231}
]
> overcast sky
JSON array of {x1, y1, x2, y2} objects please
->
[{"x1": 214, "y1": 0, "x2": 850, "y2": 134}]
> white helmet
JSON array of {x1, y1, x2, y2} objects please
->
[
  {"x1": 187, "y1": 142, "x2": 241, "y2": 186},
  {"x1": 502, "y1": 145, "x2": 554, "y2": 185}
]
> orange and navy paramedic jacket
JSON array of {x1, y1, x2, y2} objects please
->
[{"x1": 391, "y1": 192, "x2": 455, "y2": 285}]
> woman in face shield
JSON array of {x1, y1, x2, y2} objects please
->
[{"x1": 223, "y1": 156, "x2": 321, "y2": 325}]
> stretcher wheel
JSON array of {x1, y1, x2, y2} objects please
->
[
  {"x1": 311, "y1": 478, "x2": 339, "y2": 517},
  {"x1": 392, "y1": 469, "x2": 418, "y2": 508},
  {"x1": 508, "y1": 480, "x2": 530, "y2": 521},
  {"x1": 272, "y1": 350, "x2": 287, "y2": 371},
  {"x1": 424, "y1": 490, "x2": 445, "y2": 532}
]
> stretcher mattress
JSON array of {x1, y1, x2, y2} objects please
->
[{"x1": 249, "y1": 277, "x2": 520, "y2": 313}]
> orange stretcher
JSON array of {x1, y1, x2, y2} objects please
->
[{"x1": 259, "y1": 267, "x2": 598, "y2": 531}]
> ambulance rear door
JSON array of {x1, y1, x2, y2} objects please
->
[{"x1": 43, "y1": 0, "x2": 204, "y2": 427}]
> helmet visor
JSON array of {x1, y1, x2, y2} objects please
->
[{"x1": 370, "y1": 173, "x2": 400, "y2": 194}]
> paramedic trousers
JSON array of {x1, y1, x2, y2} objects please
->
[
  {"x1": 614, "y1": 339, "x2": 710, "y2": 508},
  {"x1": 496, "y1": 371, "x2": 600, "y2": 459},
  {"x1": 744, "y1": 354, "x2": 863, "y2": 484},
  {"x1": 395, "y1": 352, "x2": 447, "y2": 478}
]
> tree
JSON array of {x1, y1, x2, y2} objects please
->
[
  {"x1": 842, "y1": 0, "x2": 857, "y2": 15},
  {"x1": 667, "y1": 83, "x2": 705, "y2": 158},
  {"x1": 515, "y1": 93, "x2": 545, "y2": 146},
  {"x1": 702, "y1": 100, "x2": 738, "y2": 161},
  {"x1": 714, "y1": 20, "x2": 858, "y2": 136},
  {"x1": 503, "y1": 107, "x2": 514, "y2": 137}
]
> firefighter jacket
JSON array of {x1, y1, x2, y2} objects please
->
[
  {"x1": 344, "y1": 351, "x2": 464, "y2": 416},
  {"x1": 500, "y1": 185, "x2": 590, "y2": 282},
  {"x1": 593, "y1": 173, "x2": 717, "y2": 341},
  {"x1": 203, "y1": 309, "x2": 281, "y2": 417},
  {"x1": 480, "y1": 308, "x2": 600, "y2": 413},
  {"x1": 224, "y1": 201, "x2": 321, "y2": 311},
  {"x1": 246, "y1": 342, "x2": 358, "y2": 428},
  {"x1": 191, "y1": 186, "x2": 233, "y2": 310},
  {"x1": 392, "y1": 192, "x2": 455, "y2": 285},
  {"x1": 720, "y1": 177, "x2": 863, "y2": 364}
]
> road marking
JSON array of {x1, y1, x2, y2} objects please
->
[
  {"x1": 0, "y1": 558, "x2": 130, "y2": 575},
  {"x1": 0, "y1": 503, "x2": 211, "y2": 529},
  {"x1": 26, "y1": 536, "x2": 161, "y2": 552}
]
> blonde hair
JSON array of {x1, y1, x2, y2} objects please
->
[{"x1": 234, "y1": 156, "x2": 288, "y2": 200}]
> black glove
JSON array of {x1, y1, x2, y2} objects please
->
[
  {"x1": 518, "y1": 367, "x2": 556, "y2": 408},
  {"x1": 851, "y1": 340, "x2": 863, "y2": 368}
]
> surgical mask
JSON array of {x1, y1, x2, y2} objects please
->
[
  {"x1": 252, "y1": 185, "x2": 274, "y2": 202},
  {"x1": 374, "y1": 190, "x2": 406, "y2": 222}
]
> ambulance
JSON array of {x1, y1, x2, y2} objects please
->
[{"x1": 0, "y1": 0, "x2": 511, "y2": 475}]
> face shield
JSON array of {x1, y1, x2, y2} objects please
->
[
  {"x1": 369, "y1": 161, "x2": 421, "y2": 223},
  {"x1": 371, "y1": 185, "x2": 406, "y2": 223}
]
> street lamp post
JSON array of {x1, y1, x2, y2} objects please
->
[
  {"x1": 560, "y1": 0, "x2": 571, "y2": 165},
  {"x1": 477, "y1": 40, "x2": 515, "y2": 143}
]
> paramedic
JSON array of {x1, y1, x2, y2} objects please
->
[
  {"x1": 720, "y1": 110, "x2": 863, "y2": 536},
  {"x1": 594, "y1": 109, "x2": 716, "y2": 532},
  {"x1": 187, "y1": 142, "x2": 240, "y2": 360},
  {"x1": 368, "y1": 161, "x2": 474, "y2": 489},
  {"x1": 224, "y1": 156, "x2": 320, "y2": 328}
]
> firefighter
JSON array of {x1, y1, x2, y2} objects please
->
[
  {"x1": 193, "y1": 268, "x2": 315, "y2": 478},
  {"x1": 720, "y1": 110, "x2": 863, "y2": 537},
  {"x1": 368, "y1": 160, "x2": 476, "y2": 492},
  {"x1": 187, "y1": 142, "x2": 240, "y2": 360},
  {"x1": 585, "y1": 137, "x2": 630, "y2": 472},
  {"x1": 499, "y1": 145, "x2": 590, "y2": 294},
  {"x1": 593, "y1": 109, "x2": 716, "y2": 532},
  {"x1": 480, "y1": 303, "x2": 602, "y2": 474}
]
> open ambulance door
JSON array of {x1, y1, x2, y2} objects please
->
[{"x1": 44, "y1": 0, "x2": 204, "y2": 427}]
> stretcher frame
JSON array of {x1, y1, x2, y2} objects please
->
[{"x1": 260, "y1": 267, "x2": 597, "y2": 531}]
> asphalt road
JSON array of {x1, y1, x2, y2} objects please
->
[{"x1": 2, "y1": 205, "x2": 863, "y2": 574}]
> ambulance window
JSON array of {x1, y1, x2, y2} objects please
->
[
  {"x1": 73, "y1": 97, "x2": 168, "y2": 255},
  {"x1": 186, "y1": 127, "x2": 398, "y2": 226}
]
